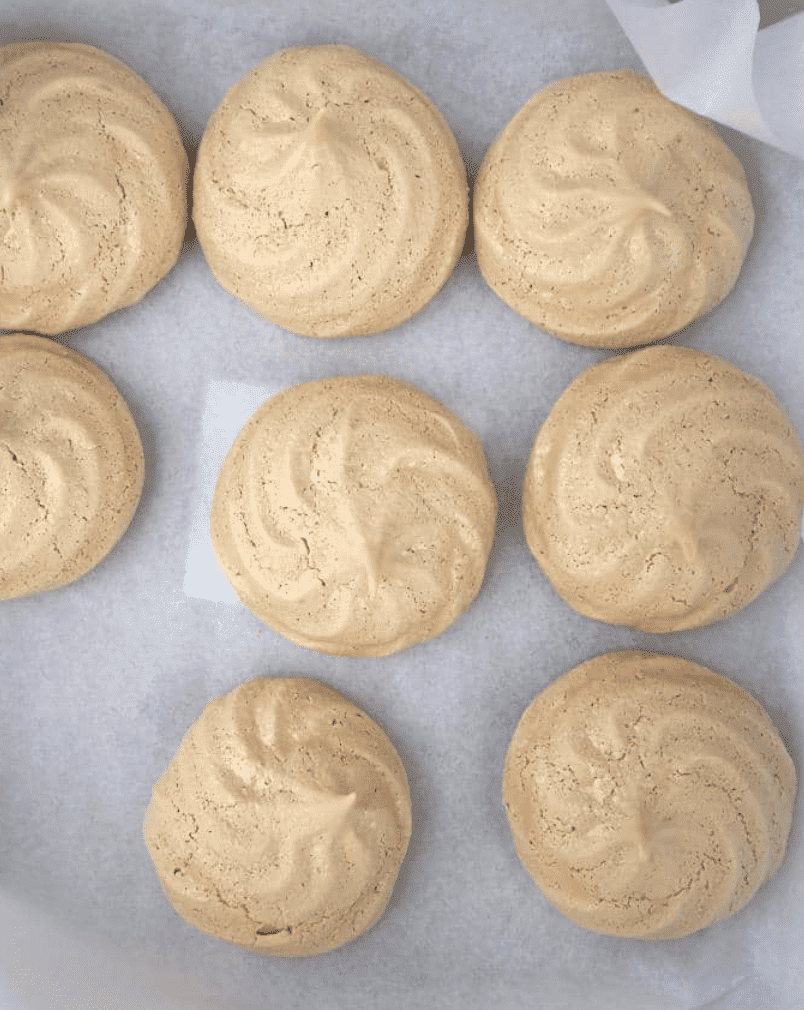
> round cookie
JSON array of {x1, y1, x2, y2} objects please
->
[
  {"x1": 211, "y1": 375, "x2": 497, "y2": 657},
  {"x1": 143, "y1": 677, "x2": 412, "y2": 956},
  {"x1": 0, "y1": 333, "x2": 144, "y2": 599},
  {"x1": 0, "y1": 42, "x2": 188, "y2": 335},
  {"x1": 474, "y1": 69, "x2": 754, "y2": 348},
  {"x1": 193, "y1": 44, "x2": 468, "y2": 337},
  {"x1": 523, "y1": 345, "x2": 804, "y2": 632},
  {"x1": 502, "y1": 651, "x2": 797, "y2": 939}
]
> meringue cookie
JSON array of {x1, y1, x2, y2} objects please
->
[
  {"x1": 143, "y1": 677, "x2": 412, "y2": 956},
  {"x1": 0, "y1": 42, "x2": 188, "y2": 334},
  {"x1": 210, "y1": 375, "x2": 497, "y2": 657},
  {"x1": 523, "y1": 346, "x2": 804, "y2": 632},
  {"x1": 474, "y1": 69, "x2": 754, "y2": 348},
  {"x1": 503, "y1": 651, "x2": 797, "y2": 939},
  {"x1": 193, "y1": 44, "x2": 468, "y2": 337},
  {"x1": 0, "y1": 333, "x2": 144, "y2": 598}
]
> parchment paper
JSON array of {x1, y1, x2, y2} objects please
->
[
  {"x1": 605, "y1": 0, "x2": 804, "y2": 159},
  {"x1": 2, "y1": 2, "x2": 803, "y2": 1008}
]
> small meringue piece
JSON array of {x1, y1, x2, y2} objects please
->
[
  {"x1": 475, "y1": 69, "x2": 754, "y2": 348},
  {"x1": 193, "y1": 44, "x2": 468, "y2": 337},
  {"x1": 143, "y1": 677, "x2": 412, "y2": 956},
  {"x1": 523, "y1": 346, "x2": 804, "y2": 632},
  {"x1": 210, "y1": 375, "x2": 497, "y2": 656},
  {"x1": 503, "y1": 651, "x2": 797, "y2": 938}
]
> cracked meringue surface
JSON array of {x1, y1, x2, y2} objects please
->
[
  {"x1": 523, "y1": 346, "x2": 804, "y2": 632},
  {"x1": 210, "y1": 375, "x2": 497, "y2": 656},
  {"x1": 503, "y1": 651, "x2": 797, "y2": 939},
  {"x1": 474, "y1": 69, "x2": 754, "y2": 348},
  {"x1": 143, "y1": 677, "x2": 412, "y2": 956},
  {"x1": 0, "y1": 332, "x2": 144, "y2": 599},
  {"x1": 192, "y1": 44, "x2": 468, "y2": 337},
  {"x1": 0, "y1": 41, "x2": 188, "y2": 335}
]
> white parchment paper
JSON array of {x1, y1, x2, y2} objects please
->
[
  {"x1": 2, "y1": 1, "x2": 803, "y2": 1008},
  {"x1": 605, "y1": 0, "x2": 804, "y2": 158}
]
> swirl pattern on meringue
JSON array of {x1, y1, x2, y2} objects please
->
[
  {"x1": 523, "y1": 346, "x2": 804, "y2": 632},
  {"x1": 210, "y1": 375, "x2": 497, "y2": 656},
  {"x1": 0, "y1": 42, "x2": 188, "y2": 335},
  {"x1": 0, "y1": 333, "x2": 144, "y2": 599},
  {"x1": 193, "y1": 45, "x2": 468, "y2": 337},
  {"x1": 503, "y1": 651, "x2": 797, "y2": 939},
  {"x1": 474, "y1": 69, "x2": 754, "y2": 348},
  {"x1": 143, "y1": 677, "x2": 412, "y2": 956}
]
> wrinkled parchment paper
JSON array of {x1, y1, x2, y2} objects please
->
[{"x1": 605, "y1": 0, "x2": 804, "y2": 158}]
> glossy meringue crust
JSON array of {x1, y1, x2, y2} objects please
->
[
  {"x1": 503, "y1": 651, "x2": 797, "y2": 939},
  {"x1": 0, "y1": 332, "x2": 144, "y2": 598},
  {"x1": 210, "y1": 375, "x2": 497, "y2": 656},
  {"x1": 0, "y1": 41, "x2": 188, "y2": 335},
  {"x1": 143, "y1": 677, "x2": 412, "y2": 956},
  {"x1": 474, "y1": 69, "x2": 754, "y2": 348},
  {"x1": 523, "y1": 346, "x2": 804, "y2": 632},
  {"x1": 193, "y1": 44, "x2": 468, "y2": 337}
]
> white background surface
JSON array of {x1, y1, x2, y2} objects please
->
[{"x1": 1, "y1": 2, "x2": 803, "y2": 1008}]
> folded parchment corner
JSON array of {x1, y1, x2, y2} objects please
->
[{"x1": 605, "y1": 0, "x2": 804, "y2": 159}]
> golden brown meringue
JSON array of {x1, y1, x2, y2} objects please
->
[
  {"x1": 143, "y1": 677, "x2": 412, "y2": 956},
  {"x1": 474, "y1": 69, "x2": 754, "y2": 348},
  {"x1": 0, "y1": 333, "x2": 144, "y2": 598},
  {"x1": 0, "y1": 42, "x2": 188, "y2": 335},
  {"x1": 193, "y1": 45, "x2": 468, "y2": 337},
  {"x1": 503, "y1": 651, "x2": 797, "y2": 939},
  {"x1": 210, "y1": 375, "x2": 497, "y2": 656},
  {"x1": 523, "y1": 346, "x2": 804, "y2": 632}
]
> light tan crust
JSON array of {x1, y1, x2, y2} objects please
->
[
  {"x1": 474, "y1": 69, "x2": 754, "y2": 348},
  {"x1": 523, "y1": 345, "x2": 804, "y2": 632},
  {"x1": 0, "y1": 333, "x2": 144, "y2": 599},
  {"x1": 0, "y1": 42, "x2": 188, "y2": 335},
  {"x1": 193, "y1": 44, "x2": 468, "y2": 337},
  {"x1": 210, "y1": 375, "x2": 497, "y2": 656},
  {"x1": 143, "y1": 677, "x2": 412, "y2": 956},
  {"x1": 502, "y1": 651, "x2": 797, "y2": 939}
]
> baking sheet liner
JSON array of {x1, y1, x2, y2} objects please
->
[
  {"x1": 605, "y1": 0, "x2": 804, "y2": 159},
  {"x1": 2, "y1": 1, "x2": 804, "y2": 1008}
]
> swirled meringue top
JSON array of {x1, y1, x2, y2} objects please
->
[
  {"x1": 0, "y1": 333, "x2": 144, "y2": 598},
  {"x1": 193, "y1": 45, "x2": 468, "y2": 337},
  {"x1": 0, "y1": 42, "x2": 188, "y2": 335},
  {"x1": 143, "y1": 677, "x2": 412, "y2": 956},
  {"x1": 503, "y1": 651, "x2": 797, "y2": 939},
  {"x1": 474, "y1": 70, "x2": 754, "y2": 348},
  {"x1": 523, "y1": 346, "x2": 804, "y2": 632},
  {"x1": 210, "y1": 375, "x2": 497, "y2": 657}
]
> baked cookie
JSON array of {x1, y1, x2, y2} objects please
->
[
  {"x1": 523, "y1": 346, "x2": 804, "y2": 632},
  {"x1": 193, "y1": 44, "x2": 468, "y2": 337},
  {"x1": 0, "y1": 42, "x2": 188, "y2": 334},
  {"x1": 143, "y1": 677, "x2": 412, "y2": 956},
  {"x1": 503, "y1": 651, "x2": 797, "y2": 939},
  {"x1": 0, "y1": 333, "x2": 144, "y2": 599},
  {"x1": 210, "y1": 375, "x2": 497, "y2": 657},
  {"x1": 474, "y1": 69, "x2": 754, "y2": 348}
]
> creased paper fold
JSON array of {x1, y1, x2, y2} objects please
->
[{"x1": 605, "y1": 0, "x2": 804, "y2": 160}]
